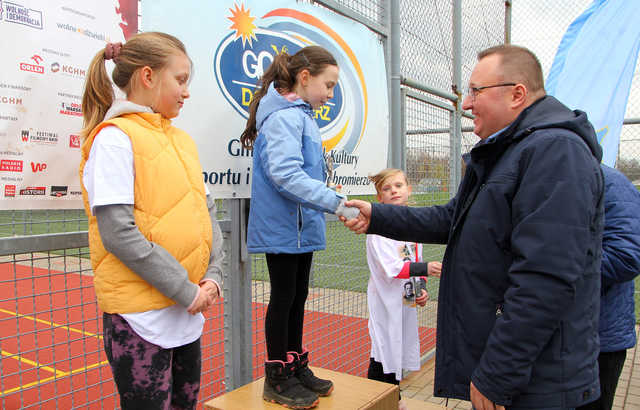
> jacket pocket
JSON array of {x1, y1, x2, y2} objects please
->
[{"x1": 297, "y1": 204, "x2": 303, "y2": 248}]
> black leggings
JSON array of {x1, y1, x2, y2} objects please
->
[
  {"x1": 367, "y1": 358, "x2": 401, "y2": 400},
  {"x1": 265, "y1": 252, "x2": 313, "y2": 361}
]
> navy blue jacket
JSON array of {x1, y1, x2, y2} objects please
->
[
  {"x1": 599, "y1": 164, "x2": 640, "y2": 352},
  {"x1": 369, "y1": 96, "x2": 604, "y2": 407}
]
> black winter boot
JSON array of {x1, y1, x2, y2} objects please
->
[
  {"x1": 289, "y1": 350, "x2": 334, "y2": 396},
  {"x1": 263, "y1": 354, "x2": 319, "y2": 409}
]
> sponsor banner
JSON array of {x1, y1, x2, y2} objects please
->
[
  {"x1": 143, "y1": 0, "x2": 388, "y2": 197},
  {"x1": 0, "y1": 0, "x2": 138, "y2": 209}
]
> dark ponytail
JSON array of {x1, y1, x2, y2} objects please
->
[{"x1": 240, "y1": 46, "x2": 337, "y2": 150}]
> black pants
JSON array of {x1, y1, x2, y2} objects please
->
[
  {"x1": 576, "y1": 350, "x2": 626, "y2": 410},
  {"x1": 264, "y1": 252, "x2": 313, "y2": 361},
  {"x1": 367, "y1": 358, "x2": 401, "y2": 400}
]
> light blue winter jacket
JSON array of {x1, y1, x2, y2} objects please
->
[{"x1": 247, "y1": 83, "x2": 343, "y2": 254}]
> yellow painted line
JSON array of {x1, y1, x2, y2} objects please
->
[
  {"x1": 69, "y1": 360, "x2": 110, "y2": 374},
  {"x1": 0, "y1": 374, "x2": 58, "y2": 396},
  {"x1": 1, "y1": 350, "x2": 68, "y2": 377},
  {"x1": 0, "y1": 350, "x2": 109, "y2": 397},
  {"x1": 0, "y1": 308, "x2": 102, "y2": 339}
]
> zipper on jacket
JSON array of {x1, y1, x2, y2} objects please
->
[
  {"x1": 496, "y1": 303, "x2": 504, "y2": 317},
  {"x1": 297, "y1": 204, "x2": 303, "y2": 248}
]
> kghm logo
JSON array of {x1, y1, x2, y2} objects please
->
[
  {"x1": 51, "y1": 63, "x2": 86, "y2": 77},
  {"x1": 1, "y1": 96, "x2": 22, "y2": 105},
  {"x1": 214, "y1": 2, "x2": 368, "y2": 160},
  {"x1": 1, "y1": 1, "x2": 43, "y2": 30}
]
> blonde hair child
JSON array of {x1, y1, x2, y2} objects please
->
[
  {"x1": 366, "y1": 168, "x2": 441, "y2": 410},
  {"x1": 79, "y1": 32, "x2": 223, "y2": 409}
]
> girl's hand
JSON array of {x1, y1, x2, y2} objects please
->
[
  {"x1": 200, "y1": 281, "x2": 220, "y2": 303},
  {"x1": 187, "y1": 287, "x2": 213, "y2": 314},
  {"x1": 428, "y1": 261, "x2": 442, "y2": 278},
  {"x1": 415, "y1": 289, "x2": 428, "y2": 307}
]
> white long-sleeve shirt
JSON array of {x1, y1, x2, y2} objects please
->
[{"x1": 366, "y1": 234, "x2": 422, "y2": 380}]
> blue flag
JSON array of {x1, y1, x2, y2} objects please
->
[{"x1": 546, "y1": 0, "x2": 640, "y2": 166}]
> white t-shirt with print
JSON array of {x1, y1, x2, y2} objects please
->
[{"x1": 365, "y1": 234, "x2": 422, "y2": 380}]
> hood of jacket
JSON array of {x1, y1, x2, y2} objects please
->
[
  {"x1": 104, "y1": 99, "x2": 153, "y2": 121},
  {"x1": 256, "y1": 83, "x2": 312, "y2": 131}
]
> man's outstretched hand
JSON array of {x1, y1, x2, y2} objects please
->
[{"x1": 340, "y1": 200, "x2": 372, "y2": 234}]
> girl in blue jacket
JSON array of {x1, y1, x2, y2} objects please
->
[{"x1": 240, "y1": 46, "x2": 358, "y2": 409}]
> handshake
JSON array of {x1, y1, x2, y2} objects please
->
[
  {"x1": 335, "y1": 198, "x2": 360, "y2": 220},
  {"x1": 336, "y1": 199, "x2": 373, "y2": 234}
]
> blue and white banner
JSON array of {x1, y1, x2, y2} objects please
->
[
  {"x1": 142, "y1": 0, "x2": 388, "y2": 198},
  {"x1": 546, "y1": 0, "x2": 640, "y2": 166}
]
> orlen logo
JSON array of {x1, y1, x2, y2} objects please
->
[
  {"x1": 0, "y1": 159, "x2": 23, "y2": 172},
  {"x1": 30, "y1": 162, "x2": 46, "y2": 172},
  {"x1": 20, "y1": 54, "x2": 45, "y2": 74},
  {"x1": 213, "y1": 3, "x2": 368, "y2": 157},
  {"x1": 5, "y1": 185, "x2": 16, "y2": 197},
  {"x1": 69, "y1": 134, "x2": 81, "y2": 148}
]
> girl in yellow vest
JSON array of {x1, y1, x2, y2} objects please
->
[{"x1": 79, "y1": 32, "x2": 224, "y2": 409}]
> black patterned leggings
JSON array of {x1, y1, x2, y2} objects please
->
[{"x1": 103, "y1": 313, "x2": 201, "y2": 410}]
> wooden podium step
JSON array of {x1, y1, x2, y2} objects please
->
[{"x1": 204, "y1": 366, "x2": 400, "y2": 409}]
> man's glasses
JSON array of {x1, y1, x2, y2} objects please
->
[{"x1": 466, "y1": 83, "x2": 516, "y2": 101}]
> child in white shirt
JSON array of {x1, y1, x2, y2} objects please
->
[{"x1": 365, "y1": 168, "x2": 442, "y2": 410}]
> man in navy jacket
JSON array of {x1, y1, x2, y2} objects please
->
[
  {"x1": 344, "y1": 45, "x2": 604, "y2": 409},
  {"x1": 577, "y1": 165, "x2": 640, "y2": 410}
]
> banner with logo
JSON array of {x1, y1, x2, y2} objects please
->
[
  {"x1": 142, "y1": 0, "x2": 388, "y2": 198},
  {"x1": 0, "y1": 0, "x2": 137, "y2": 209},
  {"x1": 546, "y1": 0, "x2": 640, "y2": 166}
]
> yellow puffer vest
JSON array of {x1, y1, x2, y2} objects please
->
[{"x1": 79, "y1": 112, "x2": 212, "y2": 313}]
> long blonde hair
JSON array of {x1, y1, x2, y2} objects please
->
[
  {"x1": 239, "y1": 46, "x2": 337, "y2": 150},
  {"x1": 81, "y1": 32, "x2": 188, "y2": 138}
]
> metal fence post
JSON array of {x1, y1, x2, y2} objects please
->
[
  {"x1": 505, "y1": 0, "x2": 512, "y2": 44},
  {"x1": 389, "y1": 0, "x2": 402, "y2": 169},
  {"x1": 451, "y1": 0, "x2": 463, "y2": 197},
  {"x1": 223, "y1": 198, "x2": 252, "y2": 391}
]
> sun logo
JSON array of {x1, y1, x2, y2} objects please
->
[{"x1": 227, "y1": 3, "x2": 257, "y2": 48}]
